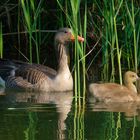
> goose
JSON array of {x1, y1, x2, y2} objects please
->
[
  {"x1": 0, "y1": 28, "x2": 84, "y2": 92},
  {"x1": 88, "y1": 71, "x2": 140, "y2": 102}
]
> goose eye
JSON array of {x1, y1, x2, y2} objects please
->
[{"x1": 64, "y1": 31, "x2": 68, "y2": 33}]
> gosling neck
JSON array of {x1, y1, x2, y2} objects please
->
[{"x1": 124, "y1": 81, "x2": 137, "y2": 94}]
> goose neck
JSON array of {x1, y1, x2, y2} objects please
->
[{"x1": 56, "y1": 43, "x2": 70, "y2": 74}]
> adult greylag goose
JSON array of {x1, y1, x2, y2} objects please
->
[
  {"x1": 88, "y1": 71, "x2": 140, "y2": 102},
  {"x1": 0, "y1": 28, "x2": 84, "y2": 92}
]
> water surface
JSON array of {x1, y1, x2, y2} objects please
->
[{"x1": 0, "y1": 89, "x2": 140, "y2": 140}]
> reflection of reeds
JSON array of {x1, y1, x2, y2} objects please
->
[
  {"x1": 73, "y1": 106, "x2": 85, "y2": 140},
  {"x1": 0, "y1": 22, "x2": 3, "y2": 58},
  {"x1": 24, "y1": 112, "x2": 38, "y2": 140}
]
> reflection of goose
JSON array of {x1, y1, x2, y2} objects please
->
[
  {"x1": 1, "y1": 90, "x2": 73, "y2": 140},
  {"x1": 89, "y1": 71, "x2": 140, "y2": 102},
  {"x1": 0, "y1": 28, "x2": 84, "y2": 92}
]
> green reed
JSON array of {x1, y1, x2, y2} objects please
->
[
  {"x1": 56, "y1": 2, "x2": 86, "y2": 138},
  {"x1": 102, "y1": 0, "x2": 123, "y2": 84},
  {"x1": 82, "y1": 3, "x2": 87, "y2": 103},
  {"x1": 70, "y1": 1, "x2": 87, "y2": 106},
  {"x1": 113, "y1": 0, "x2": 123, "y2": 84},
  {"x1": 88, "y1": 0, "x2": 140, "y2": 83},
  {"x1": 0, "y1": 22, "x2": 3, "y2": 58},
  {"x1": 20, "y1": 0, "x2": 43, "y2": 63},
  {"x1": 57, "y1": 0, "x2": 87, "y2": 105},
  {"x1": 126, "y1": 0, "x2": 138, "y2": 73},
  {"x1": 20, "y1": 0, "x2": 32, "y2": 62}
]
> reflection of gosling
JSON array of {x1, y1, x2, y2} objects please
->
[{"x1": 89, "y1": 71, "x2": 140, "y2": 102}]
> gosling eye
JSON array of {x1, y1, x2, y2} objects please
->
[{"x1": 131, "y1": 74, "x2": 135, "y2": 78}]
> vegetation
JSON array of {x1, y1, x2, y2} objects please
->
[
  {"x1": 0, "y1": 1, "x2": 140, "y2": 139},
  {"x1": 0, "y1": 0, "x2": 140, "y2": 96}
]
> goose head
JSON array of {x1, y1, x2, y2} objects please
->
[
  {"x1": 54, "y1": 28, "x2": 84, "y2": 45},
  {"x1": 54, "y1": 28, "x2": 84, "y2": 65}
]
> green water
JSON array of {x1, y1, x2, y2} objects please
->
[{"x1": 0, "y1": 90, "x2": 140, "y2": 140}]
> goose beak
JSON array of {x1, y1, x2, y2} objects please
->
[{"x1": 71, "y1": 35, "x2": 84, "y2": 42}]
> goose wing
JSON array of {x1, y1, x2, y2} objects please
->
[
  {"x1": 10, "y1": 59, "x2": 57, "y2": 78},
  {"x1": 0, "y1": 59, "x2": 55, "y2": 90},
  {"x1": 5, "y1": 67, "x2": 49, "y2": 90},
  {"x1": 0, "y1": 59, "x2": 57, "y2": 79}
]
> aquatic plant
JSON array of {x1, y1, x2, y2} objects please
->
[
  {"x1": 87, "y1": 0, "x2": 140, "y2": 84},
  {"x1": 20, "y1": 0, "x2": 44, "y2": 63},
  {"x1": 0, "y1": 0, "x2": 139, "y2": 94},
  {"x1": 57, "y1": 0, "x2": 87, "y2": 105}
]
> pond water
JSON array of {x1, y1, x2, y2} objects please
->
[{"x1": 0, "y1": 89, "x2": 140, "y2": 140}]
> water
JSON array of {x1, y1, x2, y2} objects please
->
[{"x1": 0, "y1": 89, "x2": 140, "y2": 140}]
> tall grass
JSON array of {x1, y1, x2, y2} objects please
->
[
  {"x1": 1, "y1": 0, "x2": 139, "y2": 87},
  {"x1": 88, "y1": 0, "x2": 140, "y2": 83},
  {"x1": 69, "y1": 1, "x2": 87, "y2": 106},
  {"x1": 126, "y1": 0, "x2": 138, "y2": 73},
  {"x1": 0, "y1": 1, "x2": 139, "y2": 139},
  {"x1": 56, "y1": 1, "x2": 86, "y2": 139},
  {"x1": 57, "y1": 0, "x2": 87, "y2": 105},
  {"x1": 101, "y1": 0, "x2": 123, "y2": 84},
  {"x1": 20, "y1": 0, "x2": 43, "y2": 63}
]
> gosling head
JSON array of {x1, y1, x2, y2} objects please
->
[{"x1": 124, "y1": 71, "x2": 139, "y2": 84}]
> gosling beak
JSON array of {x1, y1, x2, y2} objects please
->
[
  {"x1": 137, "y1": 77, "x2": 140, "y2": 80},
  {"x1": 71, "y1": 35, "x2": 84, "y2": 42}
]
